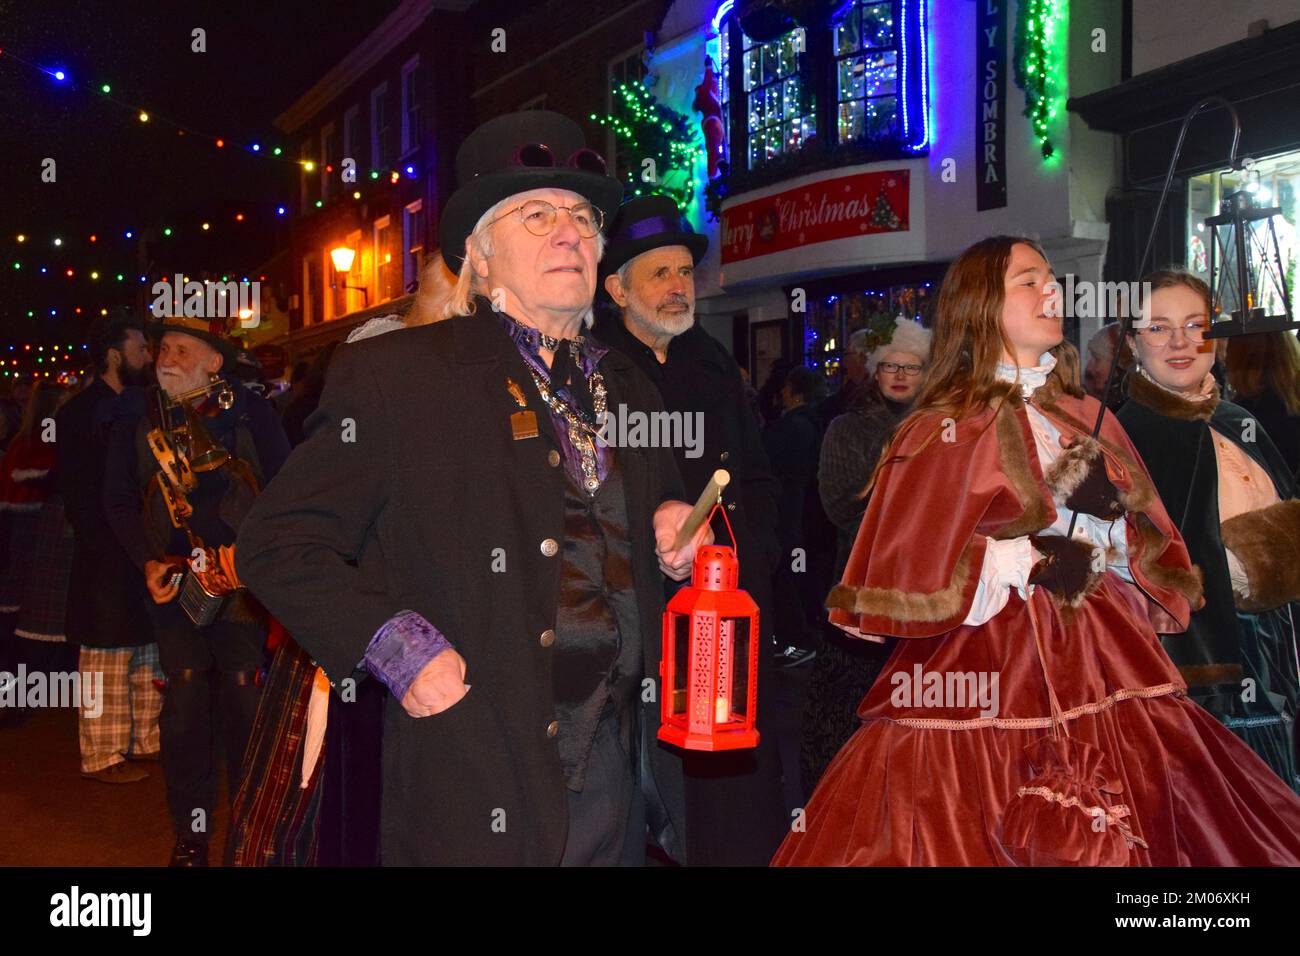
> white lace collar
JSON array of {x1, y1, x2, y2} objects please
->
[{"x1": 995, "y1": 352, "x2": 1057, "y2": 399}]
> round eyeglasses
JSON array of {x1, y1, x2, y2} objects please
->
[
  {"x1": 488, "y1": 199, "x2": 605, "y2": 238},
  {"x1": 878, "y1": 361, "x2": 923, "y2": 376},
  {"x1": 1135, "y1": 319, "x2": 1209, "y2": 347}
]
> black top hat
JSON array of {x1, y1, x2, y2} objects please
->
[
  {"x1": 148, "y1": 314, "x2": 240, "y2": 369},
  {"x1": 438, "y1": 110, "x2": 624, "y2": 272},
  {"x1": 599, "y1": 194, "x2": 708, "y2": 279}
]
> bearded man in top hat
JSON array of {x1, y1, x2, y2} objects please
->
[
  {"x1": 234, "y1": 111, "x2": 710, "y2": 866},
  {"x1": 593, "y1": 194, "x2": 788, "y2": 865},
  {"x1": 103, "y1": 313, "x2": 291, "y2": 866}
]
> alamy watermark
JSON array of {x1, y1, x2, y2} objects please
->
[
  {"x1": 890, "y1": 664, "x2": 1000, "y2": 718},
  {"x1": 1045, "y1": 277, "x2": 1153, "y2": 322},
  {"x1": 595, "y1": 404, "x2": 704, "y2": 459},
  {"x1": 150, "y1": 273, "x2": 261, "y2": 328},
  {"x1": 0, "y1": 665, "x2": 103, "y2": 718}
]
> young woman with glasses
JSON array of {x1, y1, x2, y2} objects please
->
[{"x1": 1118, "y1": 270, "x2": 1300, "y2": 794}]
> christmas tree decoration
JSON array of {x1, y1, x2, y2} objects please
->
[
  {"x1": 593, "y1": 79, "x2": 706, "y2": 216},
  {"x1": 1013, "y1": 0, "x2": 1067, "y2": 160},
  {"x1": 870, "y1": 188, "x2": 901, "y2": 229}
]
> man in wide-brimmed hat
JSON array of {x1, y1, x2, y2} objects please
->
[
  {"x1": 102, "y1": 310, "x2": 290, "y2": 865},
  {"x1": 594, "y1": 194, "x2": 788, "y2": 865},
  {"x1": 236, "y1": 111, "x2": 708, "y2": 865}
]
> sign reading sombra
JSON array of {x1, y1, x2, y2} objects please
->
[
  {"x1": 977, "y1": 0, "x2": 1008, "y2": 211},
  {"x1": 150, "y1": 274, "x2": 261, "y2": 328}
]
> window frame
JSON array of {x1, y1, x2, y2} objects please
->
[
  {"x1": 400, "y1": 55, "x2": 422, "y2": 157},
  {"x1": 371, "y1": 81, "x2": 391, "y2": 171}
]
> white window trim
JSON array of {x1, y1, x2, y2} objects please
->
[
  {"x1": 400, "y1": 55, "x2": 421, "y2": 156},
  {"x1": 374, "y1": 214, "x2": 393, "y2": 303},
  {"x1": 403, "y1": 199, "x2": 425, "y2": 291},
  {"x1": 342, "y1": 104, "x2": 361, "y2": 171},
  {"x1": 371, "y1": 81, "x2": 389, "y2": 170}
]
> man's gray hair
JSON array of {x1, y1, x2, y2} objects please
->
[{"x1": 443, "y1": 194, "x2": 607, "y2": 326}]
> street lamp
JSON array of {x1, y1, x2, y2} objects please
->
[{"x1": 329, "y1": 246, "x2": 369, "y2": 307}]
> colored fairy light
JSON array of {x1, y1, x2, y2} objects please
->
[
  {"x1": 15, "y1": 235, "x2": 24, "y2": 242},
  {"x1": 139, "y1": 111, "x2": 149, "y2": 122},
  {"x1": 303, "y1": 161, "x2": 315, "y2": 172},
  {"x1": 277, "y1": 206, "x2": 286, "y2": 215},
  {"x1": 314, "y1": 200, "x2": 323, "y2": 208},
  {"x1": 53, "y1": 237, "x2": 62, "y2": 246},
  {"x1": 405, "y1": 165, "x2": 415, "y2": 176},
  {"x1": 370, "y1": 170, "x2": 380, "y2": 180},
  {"x1": 124, "y1": 230, "x2": 133, "y2": 238},
  {"x1": 53, "y1": 69, "x2": 66, "y2": 81},
  {"x1": 163, "y1": 227, "x2": 172, "y2": 236},
  {"x1": 65, "y1": 268, "x2": 73, "y2": 277},
  {"x1": 100, "y1": 83, "x2": 110, "y2": 93},
  {"x1": 1013, "y1": 0, "x2": 1066, "y2": 160},
  {"x1": 10, "y1": 262, "x2": 17, "y2": 270},
  {"x1": 115, "y1": 273, "x2": 123, "y2": 281},
  {"x1": 390, "y1": 171, "x2": 400, "y2": 183},
  {"x1": 251, "y1": 143, "x2": 261, "y2": 152},
  {"x1": 90, "y1": 271, "x2": 98, "y2": 279},
  {"x1": 89, "y1": 234, "x2": 97, "y2": 242},
  {"x1": 216, "y1": 138, "x2": 225, "y2": 148},
  {"x1": 235, "y1": 213, "x2": 244, "y2": 221},
  {"x1": 273, "y1": 147, "x2": 282, "y2": 156},
  {"x1": 202, "y1": 222, "x2": 210, "y2": 230},
  {"x1": 353, "y1": 191, "x2": 361, "y2": 199}
]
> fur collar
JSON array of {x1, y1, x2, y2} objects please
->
[{"x1": 1126, "y1": 367, "x2": 1219, "y2": 422}]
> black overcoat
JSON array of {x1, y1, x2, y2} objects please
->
[
  {"x1": 236, "y1": 310, "x2": 688, "y2": 865},
  {"x1": 55, "y1": 378, "x2": 155, "y2": 649}
]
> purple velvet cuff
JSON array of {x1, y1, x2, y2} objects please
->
[{"x1": 364, "y1": 610, "x2": 453, "y2": 702}]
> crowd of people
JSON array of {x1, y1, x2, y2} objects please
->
[{"x1": 3, "y1": 107, "x2": 1300, "y2": 866}]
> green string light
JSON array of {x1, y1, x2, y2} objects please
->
[{"x1": 1013, "y1": 0, "x2": 1067, "y2": 160}]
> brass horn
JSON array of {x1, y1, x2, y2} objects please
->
[{"x1": 180, "y1": 402, "x2": 231, "y2": 473}]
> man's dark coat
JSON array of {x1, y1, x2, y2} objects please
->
[
  {"x1": 56, "y1": 378, "x2": 154, "y2": 648},
  {"x1": 236, "y1": 311, "x2": 688, "y2": 865}
]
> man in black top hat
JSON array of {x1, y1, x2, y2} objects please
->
[
  {"x1": 103, "y1": 313, "x2": 290, "y2": 865},
  {"x1": 235, "y1": 111, "x2": 709, "y2": 865},
  {"x1": 594, "y1": 194, "x2": 788, "y2": 865}
]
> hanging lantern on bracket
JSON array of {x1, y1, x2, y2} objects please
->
[
  {"x1": 1204, "y1": 162, "x2": 1297, "y2": 338},
  {"x1": 659, "y1": 482, "x2": 760, "y2": 752}
]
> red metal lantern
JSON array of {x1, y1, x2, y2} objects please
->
[{"x1": 659, "y1": 503, "x2": 760, "y2": 751}]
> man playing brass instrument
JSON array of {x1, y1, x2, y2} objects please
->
[{"x1": 103, "y1": 314, "x2": 290, "y2": 866}]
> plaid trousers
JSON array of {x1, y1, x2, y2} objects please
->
[{"x1": 78, "y1": 644, "x2": 164, "y2": 773}]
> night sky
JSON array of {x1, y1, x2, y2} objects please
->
[{"x1": 0, "y1": 0, "x2": 402, "y2": 345}]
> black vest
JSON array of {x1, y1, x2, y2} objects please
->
[{"x1": 553, "y1": 453, "x2": 641, "y2": 791}]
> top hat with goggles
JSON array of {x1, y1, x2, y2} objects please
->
[{"x1": 438, "y1": 110, "x2": 624, "y2": 272}]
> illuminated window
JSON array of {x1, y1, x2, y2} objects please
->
[{"x1": 834, "y1": 1, "x2": 900, "y2": 145}]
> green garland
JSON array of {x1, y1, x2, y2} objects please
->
[
  {"x1": 1012, "y1": 0, "x2": 1066, "y2": 160},
  {"x1": 591, "y1": 81, "x2": 704, "y2": 215}
]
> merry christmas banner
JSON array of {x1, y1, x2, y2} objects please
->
[{"x1": 720, "y1": 169, "x2": 910, "y2": 265}]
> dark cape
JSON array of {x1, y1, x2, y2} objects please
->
[{"x1": 1118, "y1": 371, "x2": 1300, "y2": 792}]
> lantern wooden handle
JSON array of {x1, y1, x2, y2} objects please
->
[{"x1": 673, "y1": 469, "x2": 730, "y2": 550}]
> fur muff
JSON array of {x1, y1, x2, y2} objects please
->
[
  {"x1": 1220, "y1": 499, "x2": 1300, "y2": 612},
  {"x1": 1043, "y1": 434, "x2": 1101, "y2": 503}
]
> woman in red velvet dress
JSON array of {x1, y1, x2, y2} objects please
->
[{"x1": 773, "y1": 236, "x2": 1300, "y2": 866}]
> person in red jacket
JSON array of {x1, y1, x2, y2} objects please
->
[{"x1": 773, "y1": 236, "x2": 1300, "y2": 866}]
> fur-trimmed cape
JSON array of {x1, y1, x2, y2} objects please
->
[{"x1": 827, "y1": 376, "x2": 1201, "y2": 641}]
